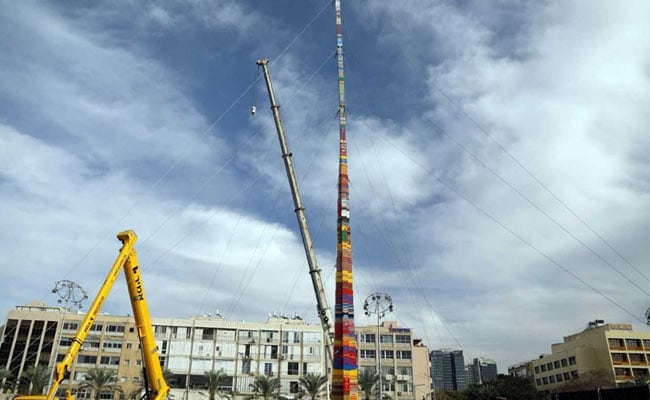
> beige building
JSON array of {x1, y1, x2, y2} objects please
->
[
  {"x1": 0, "y1": 302, "x2": 325, "y2": 400},
  {"x1": 356, "y1": 321, "x2": 428, "y2": 400},
  {"x1": 532, "y1": 322, "x2": 650, "y2": 390}
]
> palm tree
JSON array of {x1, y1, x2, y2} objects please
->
[
  {"x1": 202, "y1": 370, "x2": 230, "y2": 400},
  {"x1": 78, "y1": 367, "x2": 122, "y2": 400},
  {"x1": 357, "y1": 368, "x2": 379, "y2": 400},
  {"x1": 0, "y1": 367, "x2": 13, "y2": 393},
  {"x1": 250, "y1": 375, "x2": 280, "y2": 400},
  {"x1": 19, "y1": 364, "x2": 50, "y2": 395},
  {"x1": 298, "y1": 373, "x2": 327, "y2": 400}
]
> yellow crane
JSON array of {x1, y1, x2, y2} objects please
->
[{"x1": 15, "y1": 230, "x2": 169, "y2": 400}]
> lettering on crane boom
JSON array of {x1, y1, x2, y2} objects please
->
[{"x1": 132, "y1": 266, "x2": 144, "y2": 301}]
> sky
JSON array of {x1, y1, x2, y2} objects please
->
[{"x1": 1, "y1": 0, "x2": 650, "y2": 373}]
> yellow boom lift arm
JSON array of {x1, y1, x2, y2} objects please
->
[{"x1": 16, "y1": 230, "x2": 170, "y2": 400}]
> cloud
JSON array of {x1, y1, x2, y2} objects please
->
[{"x1": 360, "y1": 0, "x2": 650, "y2": 368}]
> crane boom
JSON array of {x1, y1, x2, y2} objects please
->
[
  {"x1": 256, "y1": 58, "x2": 334, "y2": 366},
  {"x1": 14, "y1": 231, "x2": 169, "y2": 400}
]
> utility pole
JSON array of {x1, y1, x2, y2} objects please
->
[
  {"x1": 49, "y1": 280, "x2": 87, "y2": 393},
  {"x1": 363, "y1": 293, "x2": 393, "y2": 400}
]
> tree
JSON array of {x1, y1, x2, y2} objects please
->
[
  {"x1": 357, "y1": 368, "x2": 379, "y2": 400},
  {"x1": 559, "y1": 369, "x2": 615, "y2": 392},
  {"x1": 463, "y1": 375, "x2": 549, "y2": 400},
  {"x1": 250, "y1": 375, "x2": 280, "y2": 400},
  {"x1": 298, "y1": 373, "x2": 327, "y2": 400},
  {"x1": 19, "y1": 364, "x2": 49, "y2": 395},
  {"x1": 0, "y1": 368, "x2": 13, "y2": 392},
  {"x1": 78, "y1": 367, "x2": 123, "y2": 400},
  {"x1": 202, "y1": 370, "x2": 230, "y2": 400}
]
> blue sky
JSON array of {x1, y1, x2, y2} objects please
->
[{"x1": 2, "y1": 0, "x2": 650, "y2": 373}]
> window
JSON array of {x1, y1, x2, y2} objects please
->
[
  {"x1": 361, "y1": 333, "x2": 376, "y2": 343},
  {"x1": 561, "y1": 358, "x2": 568, "y2": 367},
  {"x1": 126, "y1": 343, "x2": 133, "y2": 349},
  {"x1": 154, "y1": 326, "x2": 167, "y2": 335},
  {"x1": 136, "y1": 360, "x2": 142, "y2": 366},
  {"x1": 288, "y1": 362, "x2": 299, "y2": 375},
  {"x1": 103, "y1": 341, "x2": 122, "y2": 350},
  {"x1": 629, "y1": 353, "x2": 645, "y2": 364},
  {"x1": 534, "y1": 366, "x2": 540, "y2": 373},
  {"x1": 571, "y1": 370, "x2": 578, "y2": 378},
  {"x1": 556, "y1": 373, "x2": 563, "y2": 382},
  {"x1": 63, "y1": 322, "x2": 79, "y2": 330},
  {"x1": 627, "y1": 339, "x2": 642, "y2": 349},
  {"x1": 290, "y1": 381, "x2": 300, "y2": 393},
  {"x1": 90, "y1": 324, "x2": 103, "y2": 333},
  {"x1": 395, "y1": 335, "x2": 410, "y2": 344},
  {"x1": 553, "y1": 360, "x2": 560, "y2": 369},
  {"x1": 542, "y1": 377, "x2": 548, "y2": 385},
  {"x1": 535, "y1": 379, "x2": 541, "y2": 386},
  {"x1": 549, "y1": 375, "x2": 555, "y2": 383},
  {"x1": 396, "y1": 351, "x2": 411, "y2": 360},
  {"x1": 59, "y1": 338, "x2": 73, "y2": 346},
  {"x1": 608, "y1": 338, "x2": 625, "y2": 348},
  {"x1": 381, "y1": 350, "x2": 394, "y2": 359},
  {"x1": 241, "y1": 361, "x2": 251, "y2": 374},
  {"x1": 98, "y1": 392, "x2": 114, "y2": 400},
  {"x1": 100, "y1": 356, "x2": 120, "y2": 365},
  {"x1": 614, "y1": 367, "x2": 631, "y2": 376},
  {"x1": 129, "y1": 327, "x2": 135, "y2": 333},
  {"x1": 85, "y1": 341, "x2": 100, "y2": 349},
  {"x1": 541, "y1": 365, "x2": 547, "y2": 372},
  {"x1": 568, "y1": 356, "x2": 576, "y2": 365},
  {"x1": 106, "y1": 325, "x2": 125, "y2": 333},
  {"x1": 611, "y1": 353, "x2": 627, "y2": 364},
  {"x1": 360, "y1": 349, "x2": 376, "y2": 359},
  {"x1": 124, "y1": 360, "x2": 130, "y2": 366},
  {"x1": 380, "y1": 335, "x2": 393, "y2": 344},
  {"x1": 546, "y1": 362, "x2": 553, "y2": 371},
  {"x1": 264, "y1": 363, "x2": 273, "y2": 376},
  {"x1": 563, "y1": 372, "x2": 570, "y2": 380},
  {"x1": 78, "y1": 355, "x2": 97, "y2": 364},
  {"x1": 202, "y1": 329, "x2": 214, "y2": 340}
]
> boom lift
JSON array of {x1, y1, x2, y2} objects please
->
[{"x1": 15, "y1": 230, "x2": 170, "y2": 400}]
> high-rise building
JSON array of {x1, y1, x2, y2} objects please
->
[
  {"x1": 429, "y1": 349, "x2": 466, "y2": 391},
  {"x1": 0, "y1": 302, "x2": 325, "y2": 400},
  {"x1": 466, "y1": 357, "x2": 497, "y2": 385},
  {"x1": 531, "y1": 321, "x2": 650, "y2": 390},
  {"x1": 356, "y1": 321, "x2": 427, "y2": 400}
]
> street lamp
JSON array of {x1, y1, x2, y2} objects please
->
[
  {"x1": 363, "y1": 293, "x2": 393, "y2": 400},
  {"x1": 49, "y1": 280, "x2": 87, "y2": 393}
]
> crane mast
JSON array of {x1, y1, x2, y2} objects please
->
[{"x1": 255, "y1": 58, "x2": 334, "y2": 367}]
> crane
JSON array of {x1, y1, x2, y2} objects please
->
[
  {"x1": 255, "y1": 58, "x2": 334, "y2": 368},
  {"x1": 14, "y1": 231, "x2": 169, "y2": 400}
]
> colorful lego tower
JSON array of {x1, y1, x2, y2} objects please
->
[{"x1": 331, "y1": 1, "x2": 358, "y2": 400}]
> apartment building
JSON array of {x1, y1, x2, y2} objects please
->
[
  {"x1": 356, "y1": 321, "x2": 428, "y2": 400},
  {"x1": 508, "y1": 360, "x2": 534, "y2": 378},
  {"x1": 0, "y1": 302, "x2": 325, "y2": 400},
  {"x1": 429, "y1": 349, "x2": 466, "y2": 391},
  {"x1": 531, "y1": 322, "x2": 650, "y2": 390}
]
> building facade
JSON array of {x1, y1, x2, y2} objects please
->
[
  {"x1": 466, "y1": 357, "x2": 497, "y2": 385},
  {"x1": 532, "y1": 322, "x2": 650, "y2": 391},
  {"x1": 429, "y1": 349, "x2": 466, "y2": 391},
  {"x1": 356, "y1": 321, "x2": 426, "y2": 400},
  {"x1": 508, "y1": 360, "x2": 534, "y2": 378},
  {"x1": 0, "y1": 302, "x2": 325, "y2": 400}
]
